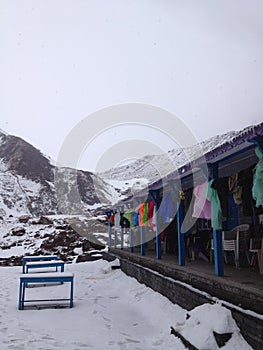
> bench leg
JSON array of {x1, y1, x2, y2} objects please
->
[
  {"x1": 25, "y1": 266, "x2": 29, "y2": 288},
  {"x1": 25, "y1": 266, "x2": 29, "y2": 287},
  {"x1": 18, "y1": 280, "x2": 25, "y2": 310},
  {"x1": 60, "y1": 265, "x2": 65, "y2": 284},
  {"x1": 18, "y1": 280, "x2": 22, "y2": 310},
  {"x1": 22, "y1": 282, "x2": 26, "y2": 309},
  {"x1": 70, "y1": 280, "x2": 74, "y2": 308}
]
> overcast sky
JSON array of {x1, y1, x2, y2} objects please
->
[{"x1": 1, "y1": 0, "x2": 263, "y2": 171}]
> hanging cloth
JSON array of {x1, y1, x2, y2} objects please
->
[
  {"x1": 210, "y1": 177, "x2": 229, "y2": 219},
  {"x1": 192, "y1": 181, "x2": 211, "y2": 219},
  {"x1": 131, "y1": 212, "x2": 139, "y2": 227},
  {"x1": 143, "y1": 202, "x2": 149, "y2": 225},
  {"x1": 114, "y1": 211, "x2": 121, "y2": 228},
  {"x1": 159, "y1": 193, "x2": 175, "y2": 223},
  {"x1": 238, "y1": 166, "x2": 254, "y2": 216},
  {"x1": 120, "y1": 213, "x2": 130, "y2": 228},
  {"x1": 151, "y1": 204, "x2": 157, "y2": 231},
  {"x1": 147, "y1": 201, "x2": 155, "y2": 220},
  {"x1": 123, "y1": 209, "x2": 134, "y2": 228},
  {"x1": 109, "y1": 213, "x2": 115, "y2": 225},
  {"x1": 147, "y1": 201, "x2": 155, "y2": 229},
  {"x1": 138, "y1": 203, "x2": 149, "y2": 226},
  {"x1": 252, "y1": 147, "x2": 263, "y2": 207},
  {"x1": 228, "y1": 173, "x2": 242, "y2": 205},
  {"x1": 206, "y1": 179, "x2": 223, "y2": 230}
]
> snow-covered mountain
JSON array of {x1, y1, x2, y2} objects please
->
[
  {"x1": 99, "y1": 128, "x2": 244, "y2": 183},
  {"x1": 0, "y1": 130, "x2": 120, "y2": 217}
]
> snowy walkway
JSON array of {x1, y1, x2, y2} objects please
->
[{"x1": 0, "y1": 259, "x2": 251, "y2": 350}]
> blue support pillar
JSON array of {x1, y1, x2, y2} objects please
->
[
  {"x1": 213, "y1": 229, "x2": 224, "y2": 276},
  {"x1": 108, "y1": 219, "x2": 112, "y2": 247},
  {"x1": 140, "y1": 226, "x2": 145, "y2": 256},
  {"x1": 177, "y1": 200, "x2": 185, "y2": 266},
  {"x1": 114, "y1": 228, "x2": 117, "y2": 248},
  {"x1": 155, "y1": 205, "x2": 161, "y2": 260},
  {"x1": 130, "y1": 228, "x2": 134, "y2": 253},
  {"x1": 121, "y1": 227, "x2": 124, "y2": 249},
  {"x1": 210, "y1": 164, "x2": 224, "y2": 277}
]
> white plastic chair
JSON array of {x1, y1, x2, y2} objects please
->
[
  {"x1": 210, "y1": 224, "x2": 250, "y2": 269},
  {"x1": 222, "y1": 231, "x2": 238, "y2": 268}
]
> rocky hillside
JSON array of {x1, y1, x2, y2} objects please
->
[
  {"x1": 0, "y1": 214, "x2": 109, "y2": 266},
  {"x1": 0, "y1": 130, "x2": 120, "y2": 217}
]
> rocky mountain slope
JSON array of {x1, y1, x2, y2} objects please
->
[
  {"x1": 0, "y1": 129, "x2": 122, "y2": 217},
  {"x1": 0, "y1": 214, "x2": 110, "y2": 266}
]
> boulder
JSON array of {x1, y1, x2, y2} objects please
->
[
  {"x1": 38, "y1": 216, "x2": 53, "y2": 225},
  {"x1": 76, "y1": 253, "x2": 102, "y2": 263},
  {"x1": 19, "y1": 215, "x2": 30, "y2": 223},
  {"x1": 11, "y1": 227, "x2": 26, "y2": 236}
]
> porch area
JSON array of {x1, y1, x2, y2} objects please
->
[{"x1": 108, "y1": 247, "x2": 263, "y2": 314}]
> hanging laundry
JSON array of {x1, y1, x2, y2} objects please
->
[
  {"x1": 135, "y1": 203, "x2": 150, "y2": 226},
  {"x1": 151, "y1": 204, "x2": 157, "y2": 231},
  {"x1": 210, "y1": 177, "x2": 229, "y2": 219},
  {"x1": 206, "y1": 179, "x2": 223, "y2": 230},
  {"x1": 142, "y1": 202, "x2": 149, "y2": 225},
  {"x1": 123, "y1": 209, "x2": 133, "y2": 227},
  {"x1": 137, "y1": 203, "x2": 146, "y2": 226},
  {"x1": 123, "y1": 208, "x2": 139, "y2": 228},
  {"x1": 228, "y1": 173, "x2": 242, "y2": 205},
  {"x1": 147, "y1": 201, "x2": 155, "y2": 227},
  {"x1": 120, "y1": 213, "x2": 130, "y2": 228},
  {"x1": 159, "y1": 193, "x2": 175, "y2": 223},
  {"x1": 105, "y1": 210, "x2": 114, "y2": 226},
  {"x1": 131, "y1": 212, "x2": 139, "y2": 227},
  {"x1": 109, "y1": 213, "x2": 115, "y2": 226},
  {"x1": 238, "y1": 166, "x2": 254, "y2": 215},
  {"x1": 192, "y1": 181, "x2": 211, "y2": 219},
  {"x1": 114, "y1": 211, "x2": 121, "y2": 228},
  {"x1": 252, "y1": 147, "x2": 263, "y2": 207}
]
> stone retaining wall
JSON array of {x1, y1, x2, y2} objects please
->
[{"x1": 103, "y1": 250, "x2": 263, "y2": 350}]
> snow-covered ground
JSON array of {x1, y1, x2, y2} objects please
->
[{"x1": 0, "y1": 259, "x2": 252, "y2": 350}]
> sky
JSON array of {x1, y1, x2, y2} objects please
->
[{"x1": 1, "y1": 0, "x2": 263, "y2": 171}]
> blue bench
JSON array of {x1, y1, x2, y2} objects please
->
[
  {"x1": 25, "y1": 260, "x2": 65, "y2": 274},
  {"x1": 22, "y1": 255, "x2": 59, "y2": 273},
  {"x1": 18, "y1": 272, "x2": 74, "y2": 310}
]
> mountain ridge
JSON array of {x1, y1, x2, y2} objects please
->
[{"x1": 0, "y1": 130, "x2": 120, "y2": 217}]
